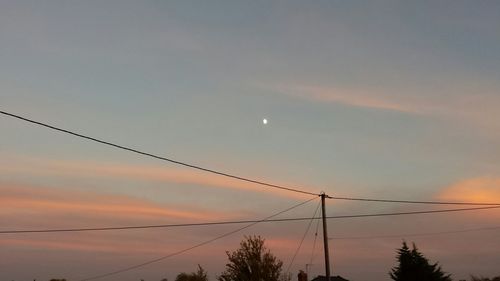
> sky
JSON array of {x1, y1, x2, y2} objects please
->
[{"x1": 1, "y1": 1, "x2": 500, "y2": 281}]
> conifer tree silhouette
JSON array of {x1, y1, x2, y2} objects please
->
[{"x1": 390, "y1": 241, "x2": 451, "y2": 281}]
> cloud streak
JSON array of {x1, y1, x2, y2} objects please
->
[
  {"x1": 0, "y1": 182, "x2": 257, "y2": 257},
  {"x1": 0, "y1": 183, "x2": 238, "y2": 228},
  {"x1": 274, "y1": 84, "x2": 429, "y2": 114},
  {"x1": 0, "y1": 155, "x2": 315, "y2": 199},
  {"x1": 273, "y1": 83, "x2": 500, "y2": 137}
]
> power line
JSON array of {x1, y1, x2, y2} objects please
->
[
  {"x1": 2, "y1": 206, "x2": 499, "y2": 235},
  {"x1": 329, "y1": 225, "x2": 500, "y2": 240},
  {"x1": 308, "y1": 210, "x2": 322, "y2": 269},
  {"x1": 0, "y1": 110, "x2": 319, "y2": 197},
  {"x1": 78, "y1": 197, "x2": 318, "y2": 281},
  {"x1": 328, "y1": 196, "x2": 500, "y2": 206},
  {"x1": 324, "y1": 205, "x2": 500, "y2": 219},
  {"x1": 285, "y1": 200, "x2": 321, "y2": 274}
]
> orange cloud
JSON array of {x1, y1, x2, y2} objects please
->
[
  {"x1": 0, "y1": 226, "x2": 217, "y2": 255},
  {"x1": 1, "y1": 237, "x2": 151, "y2": 254},
  {"x1": 0, "y1": 155, "x2": 316, "y2": 200},
  {"x1": 266, "y1": 237, "x2": 304, "y2": 250},
  {"x1": 0, "y1": 183, "x2": 236, "y2": 225},
  {"x1": 0, "y1": 183, "x2": 257, "y2": 256},
  {"x1": 437, "y1": 177, "x2": 500, "y2": 203}
]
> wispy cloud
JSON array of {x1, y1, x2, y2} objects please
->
[
  {"x1": 0, "y1": 182, "x2": 253, "y2": 255},
  {"x1": 274, "y1": 84, "x2": 429, "y2": 114},
  {"x1": 0, "y1": 183, "x2": 237, "y2": 226},
  {"x1": 0, "y1": 156, "x2": 315, "y2": 199},
  {"x1": 0, "y1": 182, "x2": 313, "y2": 261},
  {"x1": 271, "y1": 83, "x2": 500, "y2": 141},
  {"x1": 1, "y1": 236, "x2": 159, "y2": 254},
  {"x1": 274, "y1": 82, "x2": 500, "y2": 122}
]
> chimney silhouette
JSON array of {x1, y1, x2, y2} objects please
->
[{"x1": 298, "y1": 270, "x2": 308, "y2": 281}]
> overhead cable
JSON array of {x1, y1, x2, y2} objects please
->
[
  {"x1": 308, "y1": 210, "x2": 322, "y2": 268},
  {"x1": 0, "y1": 110, "x2": 318, "y2": 196},
  {"x1": 285, "y1": 200, "x2": 321, "y2": 274},
  {"x1": 2, "y1": 205, "x2": 499, "y2": 235},
  {"x1": 328, "y1": 196, "x2": 500, "y2": 206},
  {"x1": 329, "y1": 225, "x2": 500, "y2": 240}
]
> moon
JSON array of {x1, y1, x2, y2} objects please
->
[{"x1": 262, "y1": 118, "x2": 268, "y2": 125}]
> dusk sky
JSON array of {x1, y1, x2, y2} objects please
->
[{"x1": 1, "y1": 1, "x2": 500, "y2": 281}]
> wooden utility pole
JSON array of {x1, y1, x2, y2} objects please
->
[{"x1": 321, "y1": 193, "x2": 331, "y2": 280}]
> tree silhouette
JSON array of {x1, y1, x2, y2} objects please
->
[
  {"x1": 390, "y1": 241, "x2": 451, "y2": 281},
  {"x1": 218, "y1": 235, "x2": 283, "y2": 281},
  {"x1": 176, "y1": 265, "x2": 208, "y2": 281}
]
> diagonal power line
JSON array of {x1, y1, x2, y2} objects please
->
[
  {"x1": 308, "y1": 209, "x2": 322, "y2": 269},
  {"x1": 2, "y1": 206, "x2": 500, "y2": 234},
  {"x1": 285, "y1": 200, "x2": 322, "y2": 274},
  {"x1": 0, "y1": 110, "x2": 318, "y2": 196},
  {"x1": 78, "y1": 196, "x2": 318, "y2": 281}
]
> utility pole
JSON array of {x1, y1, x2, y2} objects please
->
[{"x1": 321, "y1": 193, "x2": 331, "y2": 280}]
